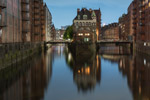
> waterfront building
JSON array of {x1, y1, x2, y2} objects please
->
[
  {"x1": 41, "y1": 3, "x2": 53, "y2": 42},
  {"x1": 101, "y1": 23, "x2": 119, "y2": 40},
  {"x1": 0, "y1": 0, "x2": 53, "y2": 43},
  {"x1": 0, "y1": 0, "x2": 22, "y2": 43},
  {"x1": 127, "y1": 2, "x2": 134, "y2": 41},
  {"x1": 132, "y1": 0, "x2": 150, "y2": 54},
  {"x1": 55, "y1": 29, "x2": 60, "y2": 40},
  {"x1": 73, "y1": 8, "x2": 101, "y2": 43},
  {"x1": 44, "y1": 4, "x2": 52, "y2": 42},
  {"x1": 119, "y1": 2, "x2": 134, "y2": 41},
  {"x1": 30, "y1": 0, "x2": 43, "y2": 42},
  {"x1": 59, "y1": 29, "x2": 66, "y2": 40},
  {"x1": 21, "y1": 0, "x2": 31, "y2": 42},
  {"x1": 51, "y1": 24, "x2": 56, "y2": 40},
  {"x1": 119, "y1": 14, "x2": 129, "y2": 40}
]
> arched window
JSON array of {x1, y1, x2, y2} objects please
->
[
  {"x1": 80, "y1": 22, "x2": 82, "y2": 26},
  {"x1": 89, "y1": 22, "x2": 91, "y2": 26},
  {"x1": 86, "y1": 22, "x2": 89, "y2": 26},
  {"x1": 83, "y1": 22, "x2": 85, "y2": 26},
  {"x1": 76, "y1": 22, "x2": 78, "y2": 26}
]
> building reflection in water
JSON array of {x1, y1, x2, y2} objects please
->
[
  {"x1": 118, "y1": 53, "x2": 150, "y2": 100},
  {"x1": 0, "y1": 47, "x2": 54, "y2": 100},
  {"x1": 65, "y1": 44, "x2": 101, "y2": 93},
  {"x1": 0, "y1": 44, "x2": 150, "y2": 100},
  {"x1": 99, "y1": 45, "x2": 150, "y2": 100}
]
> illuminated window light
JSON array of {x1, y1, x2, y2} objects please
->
[{"x1": 78, "y1": 33, "x2": 83, "y2": 36}]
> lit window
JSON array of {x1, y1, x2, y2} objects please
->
[
  {"x1": 85, "y1": 33, "x2": 90, "y2": 36},
  {"x1": 78, "y1": 33, "x2": 83, "y2": 36}
]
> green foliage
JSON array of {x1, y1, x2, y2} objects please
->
[{"x1": 63, "y1": 26, "x2": 73, "y2": 40}]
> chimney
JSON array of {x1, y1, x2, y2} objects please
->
[
  {"x1": 89, "y1": 8, "x2": 92, "y2": 12},
  {"x1": 77, "y1": 8, "x2": 80, "y2": 14}
]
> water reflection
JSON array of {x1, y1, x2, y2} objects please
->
[
  {"x1": 118, "y1": 53, "x2": 150, "y2": 100},
  {"x1": 98, "y1": 45, "x2": 150, "y2": 100},
  {"x1": 0, "y1": 48, "x2": 53, "y2": 100},
  {"x1": 0, "y1": 44, "x2": 149, "y2": 100},
  {"x1": 65, "y1": 44, "x2": 101, "y2": 93}
]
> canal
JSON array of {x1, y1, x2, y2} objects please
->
[{"x1": 0, "y1": 44, "x2": 150, "y2": 100}]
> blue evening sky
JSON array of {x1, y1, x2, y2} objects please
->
[{"x1": 44, "y1": 0, "x2": 132, "y2": 28}]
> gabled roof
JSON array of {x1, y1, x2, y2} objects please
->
[{"x1": 74, "y1": 8, "x2": 92, "y2": 20}]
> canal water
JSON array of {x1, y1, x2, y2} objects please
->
[{"x1": 0, "y1": 44, "x2": 150, "y2": 100}]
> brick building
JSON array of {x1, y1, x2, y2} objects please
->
[
  {"x1": 73, "y1": 8, "x2": 101, "y2": 43},
  {"x1": 119, "y1": 14, "x2": 129, "y2": 40},
  {"x1": 0, "y1": 0, "x2": 22, "y2": 43},
  {"x1": 128, "y1": 2, "x2": 134, "y2": 41},
  {"x1": 0, "y1": 0, "x2": 53, "y2": 43},
  {"x1": 44, "y1": 4, "x2": 52, "y2": 42},
  {"x1": 101, "y1": 23, "x2": 119, "y2": 40},
  {"x1": 132, "y1": 0, "x2": 150, "y2": 54},
  {"x1": 51, "y1": 24, "x2": 56, "y2": 40}
]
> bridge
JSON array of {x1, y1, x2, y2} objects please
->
[
  {"x1": 96, "y1": 40, "x2": 133, "y2": 45},
  {"x1": 46, "y1": 40, "x2": 133, "y2": 45},
  {"x1": 46, "y1": 41, "x2": 72, "y2": 44}
]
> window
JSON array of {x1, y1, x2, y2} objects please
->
[
  {"x1": 80, "y1": 22, "x2": 82, "y2": 26},
  {"x1": 78, "y1": 33, "x2": 83, "y2": 36},
  {"x1": 83, "y1": 15, "x2": 87, "y2": 20},
  {"x1": 83, "y1": 22, "x2": 85, "y2": 26},
  {"x1": 76, "y1": 22, "x2": 78, "y2": 26},
  {"x1": 78, "y1": 15, "x2": 80, "y2": 20},
  {"x1": 84, "y1": 38, "x2": 89, "y2": 42}
]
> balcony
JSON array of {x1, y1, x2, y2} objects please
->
[
  {"x1": 139, "y1": 22, "x2": 145, "y2": 26},
  {"x1": 22, "y1": 16, "x2": 30, "y2": 21},
  {"x1": 22, "y1": 29, "x2": 30, "y2": 33},
  {"x1": 140, "y1": 17, "x2": 145, "y2": 21},
  {"x1": 133, "y1": 12, "x2": 136, "y2": 15},
  {"x1": 0, "y1": 21, "x2": 6, "y2": 28},
  {"x1": 132, "y1": 17, "x2": 137, "y2": 20},
  {"x1": 22, "y1": 8, "x2": 29, "y2": 13},
  {"x1": 0, "y1": 3, "x2": 6, "y2": 9},
  {"x1": 133, "y1": 8, "x2": 136, "y2": 11},
  {"x1": 133, "y1": 22, "x2": 136, "y2": 25},
  {"x1": 21, "y1": 0, "x2": 29, "y2": 4},
  {"x1": 34, "y1": 32, "x2": 40, "y2": 35},
  {"x1": 132, "y1": 26, "x2": 136, "y2": 30}
]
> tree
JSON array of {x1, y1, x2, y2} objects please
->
[{"x1": 63, "y1": 26, "x2": 73, "y2": 40}]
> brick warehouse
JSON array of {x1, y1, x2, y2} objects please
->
[
  {"x1": 0, "y1": 0, "x2": 53, "y2": 43},
  {"x1": 132, "y1": 0, "x2": 150, "y2": 54},
  {"x1": 73, "y1": 8, "x2": 101, "y2": 43}
]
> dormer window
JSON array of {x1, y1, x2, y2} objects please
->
[
  {"x1": 78, "y1": 15, "x2": 80, "y2": 19},
  {"x1": 83, "y1": 15, "x2": 87, "y2": 20}
]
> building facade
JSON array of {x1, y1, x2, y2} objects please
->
[
  {"x1": 0, "y1": 0, "x2": 53, "y2": 43},
  {"x1": 119, "y1": 14, "x2": 129, "y2": 40},
  {"x1": 128, "y1": 2, "x2": 134, "y2": 41},
  {"x1": 0, "y1": 0, "x2": 22, "y2": 43},
  {"x1": 101, "y1": 23, "x2": 119, "y2": 40},
  {"x1": 73, "y1": 8, "x2": 101, "y2": 43},
  {"x1": 132, "y1": 0, "x2": 150, "y2": 54},
  {"x1": 44, "y1": 4, "x2": 52, "y2": 42}
]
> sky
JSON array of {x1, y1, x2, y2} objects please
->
[{"x1": 44, "y1": 0, "x2": 132, "y2": 29}]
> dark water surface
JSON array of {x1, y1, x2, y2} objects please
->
[{"x1": 0, "y1": 44, "x2": 150, "y2": 100}]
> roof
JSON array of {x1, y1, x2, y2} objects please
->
[
  {"x1": 74, "y1": 8, "x2": 92, "y2": 20},
  {"x1": 74, "y1": 8, "x2": 101, "y2": 21}
]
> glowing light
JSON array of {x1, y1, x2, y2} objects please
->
[
  {"x1": 85, "y1": 33, "x2": 90, "y2": 36},
  {"x1": 78, "y1": 70, "x2": 81, "y2": 74},
  {"x1": 85, "y1": 67, "x2": 90, "y2": 75},
  {"x1": 78, "y1": 33, "x2": 83, "y2": 36},
  {"x1": 144, "y1": 59, "x2": 146, "y2": 65}
]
